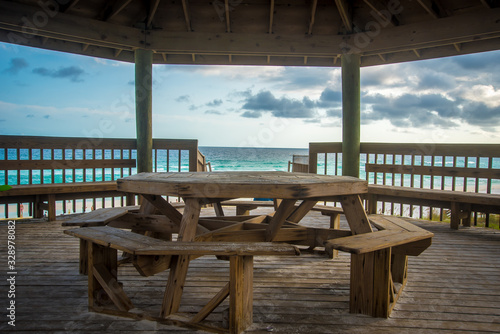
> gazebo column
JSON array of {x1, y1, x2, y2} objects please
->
[
  {"x1": 341, "y1": 54, "x2": 361, "y2": 178},
  {"x1": 135, "y1": 49, "x2": 153, "y2": 173}
]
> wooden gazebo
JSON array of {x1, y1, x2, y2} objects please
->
[{"x1": 1, "y1": 0, "x2": 499, "y2": 176}]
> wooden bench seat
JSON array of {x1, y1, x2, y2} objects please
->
[
  {"x1": 220, "y1": 200, "x2": 275, "y2": 215},
  {"x1": 220, "y1": 200, "x2": 344, "y2": 228},
  {"x1": 0, "y1": 181, "x2": 131, "y2": 221},
  {"x1": 64, "y1": 226, "x2": 299, "y2": 334},
  {"x1": 324, "y1": 215, "x2": 433, "y2": 318},
  {"x1": 368, "y1": 184, "x2": 500, "y2": 229}
]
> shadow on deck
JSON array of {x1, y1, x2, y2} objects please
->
[{"x1": 1, "y1": 208, "x2": 500, "y2": 333}]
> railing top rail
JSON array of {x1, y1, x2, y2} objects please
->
[
  {"x1": 309, "y1": 142, "x2": 500, "y2": 157},
  {"x1": 0, "y1": 135, "x2": 199, "y2": 151}
]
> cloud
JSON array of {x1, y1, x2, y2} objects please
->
[
  {"x1": 240, "y1": 90, "x2": 316, "y2": 118},
  {"x1": 3, "y1": 58, "x2": 28, "y2": 75},
  {"x1": 176, "y1": 95, "x2": 190, "y2": 103},
  {"x1": 206, "y1": 99, "x2": 223, "y2": 107},
  {"x1": 32, "y1": 66, "x2": 86, "y2": 82},
  {"x1": 205, "y1": 110, "x2": 224, "y2": 115},
  {"x1": 317, "y1": 88, "x2": 342, "y2": 108}
]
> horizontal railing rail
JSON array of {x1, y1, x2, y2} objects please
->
[
  {"x1": 0, "y1": 135, "x2": 205, "y2": 219},
  {"x1": 309, "y1": 142, "x2": 500, "y2": 228}
]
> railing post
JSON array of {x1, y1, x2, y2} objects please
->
[
  {"x1": 135, "y1": 49, "x2": 153, "y2": 173},
  {"x1": 341, "y1": 54, "x2": 361, "y2": 178}
]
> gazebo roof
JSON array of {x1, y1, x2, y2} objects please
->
[{"x1": 1, "y1": 0, "x2": 499, "y2": 67}]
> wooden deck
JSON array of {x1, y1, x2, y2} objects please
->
[{"x1": 1, "y1": 207, "x2": 500, "y2": 333}]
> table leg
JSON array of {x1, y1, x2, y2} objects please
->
[
  {"x1": 160, "y1": 198, "x2": 202, "y2": 317},
  {"x1": 265, "y1": 199, "x2": 297, "y2": 241},
  {"x1": 340, "y1": 195, "x2": 373, "y2": 234}
]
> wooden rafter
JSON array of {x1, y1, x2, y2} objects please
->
[
  {"x1": 363, "y1": 0, "x2": 399, "y2": 26},
  {"x1": 269, "y1": 0, "x2": 275, "y2": 34},
  {"x1": 181, "y1": 0, "x2": 192, "y2": 32},
  {"x1": 100, "y1": 0, "x2": 134, "y2": 21},
  {"x1": 480, "y1": 0, "x2": 496, "y2": 8},
  {"x1": 60, "y1": 0, "x2": 80, "y2": 13},
  {"x1": 225, "y1": 0, "x2": 231, "y2": 33},
  {"x1": 147, "y1": 0, "x2": 161, "y2": 29},
  {"x1": 334, "y1": 0, "x2": 353, "y2": 32},
  {"x1": 416, "y1": 0, "x2": 440, "y2": 19},
  {"x1": 308, "y1": 0, "x2": 318, "y2": 35}
]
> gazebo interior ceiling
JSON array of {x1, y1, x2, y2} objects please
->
[{"x1": 0, "y1": 0, "x2": 499, "y2": 67}]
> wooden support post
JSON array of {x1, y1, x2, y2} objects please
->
[
  {"x1": 341, "y1": 54, "x2": 361, "y2": 178},
  {"x1": 47, "y1": 194, "x2": 56, "y2": 221},
  {"x1": 135, "y1": 49, "x2": 153, "y2": 173}
]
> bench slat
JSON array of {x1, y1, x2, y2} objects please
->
[
  {"x1": 62, "y1": 206, "x2": 141, "y2": 226},
  {"x1": 65, "y1": 226, "x2": 300, "y2": 256},
  {"x1": 326, "y1": 229, "x2": 433, "y2": 255},
  {"x1": 368, "y1": 215, "x2": 426, "y2": 232}
]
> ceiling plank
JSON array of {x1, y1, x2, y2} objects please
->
[
  {"x1": 334, "y1": 0, "x2": 353, "y2": 32},
  {"x1": 1, "y1": 0, "x2": 499, "y2": 62},
  {"x1": 101, "y1": 0, "x2": 134, "y2": 22},
  {"x1": 269, "y1": 0, "x2": 275, "y2": 34},
  {"x1": 147, "y1": 0, "x2": 161, "y2": 29},
  {"x1": 308, "y1": 0, "x2": 318, "y2": 35},
  {"x1": 181, "y1": 0, "x2": 192, "y2": 32},
  {"x1": 416, "y1": 0, "x2": 440, "y2": 19},
  {"x1": 363, "y1": 0, "x2": 399, "y2": 26}
]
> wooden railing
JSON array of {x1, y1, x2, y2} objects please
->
[
  {"x1": 0, "y1": 135, "x2": 206, "y2": 219},
  {"x1": 309, "y1": 142, "x2": 500, "y2": 227}
]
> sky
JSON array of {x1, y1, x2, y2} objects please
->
[{"x1": 1, "y1": 41, "x2": 500, "y2": 148}]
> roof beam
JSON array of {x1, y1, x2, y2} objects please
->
[
  {"x1": 225, "y1": 0, "x2": 231, "y2": 33},
  {"x1": 181, "y1": 0, "x2": 192, "y2": 32},
  {"x1": 60, "y1": 0, "x2": 80, "y2": 13},
  {"x1": 146, "y1": 0, "x2": 161, "y2": 29},
  {"x1": 334, "y1": 0, "x2": 353, "y2": 32},
  {"x1": 416, "y1": 0, "x2": 440, "y2": 19},
  {"x1": 308, "y1": 0, "x2": 318, "y2": 35},
  {"x1": 363, "y1": 0, "x2": 400, "y2": 26},
  {"x1": 269, "y1": 0, "x2": 275, "y2": 34},
  {"x1": 100, "y1": 0, "x2": 134, "y2": 22},
  {"x1": 480, "y1": 0, "x2": 497, "y2": 8}
]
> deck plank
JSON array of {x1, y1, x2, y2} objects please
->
[{"x1": 1, "y1": 208, "x2": 500, "y2": 333}]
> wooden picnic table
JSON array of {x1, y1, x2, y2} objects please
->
[{"x1": 117, "y1": 171, "x2": 373, "y2": 319}]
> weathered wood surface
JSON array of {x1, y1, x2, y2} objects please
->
[
  {"x1": 117, "y1": 171, "x2": 368, "y2": 199},
  {"x1": 2, "y1": 207, "x2": 500, "y2": 333},
  {"x1": 65, "y1": 226, "x2": 300, "y2": 256},
  {"x1": 62, "y1": 206, "x2": 140, "y2": 226}
]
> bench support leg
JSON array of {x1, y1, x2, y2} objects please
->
[
  {"x1": 229, "y1": 255, "x2": 253, "y2": 334},
  {"x1": 350, "y1": 248, "x2": 392, "y2": 318},
  {"x1": 88, "y1": 242, "x2": 133, "y2": 312}
]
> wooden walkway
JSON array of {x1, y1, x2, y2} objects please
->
[{"x1": 1, "y1": 208, "x2": 500, "y2": 333}]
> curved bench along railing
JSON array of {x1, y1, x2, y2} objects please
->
[
  {"x1": 0, "y1": 135, "x2": 206, "y2": 220},
  {"x1": 309, "y1": 142, "x2": 500, "y2": 228}
]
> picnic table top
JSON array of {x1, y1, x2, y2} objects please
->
[{"x1": 117, "y1": 171, "x2": 368, "y2": 199}]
